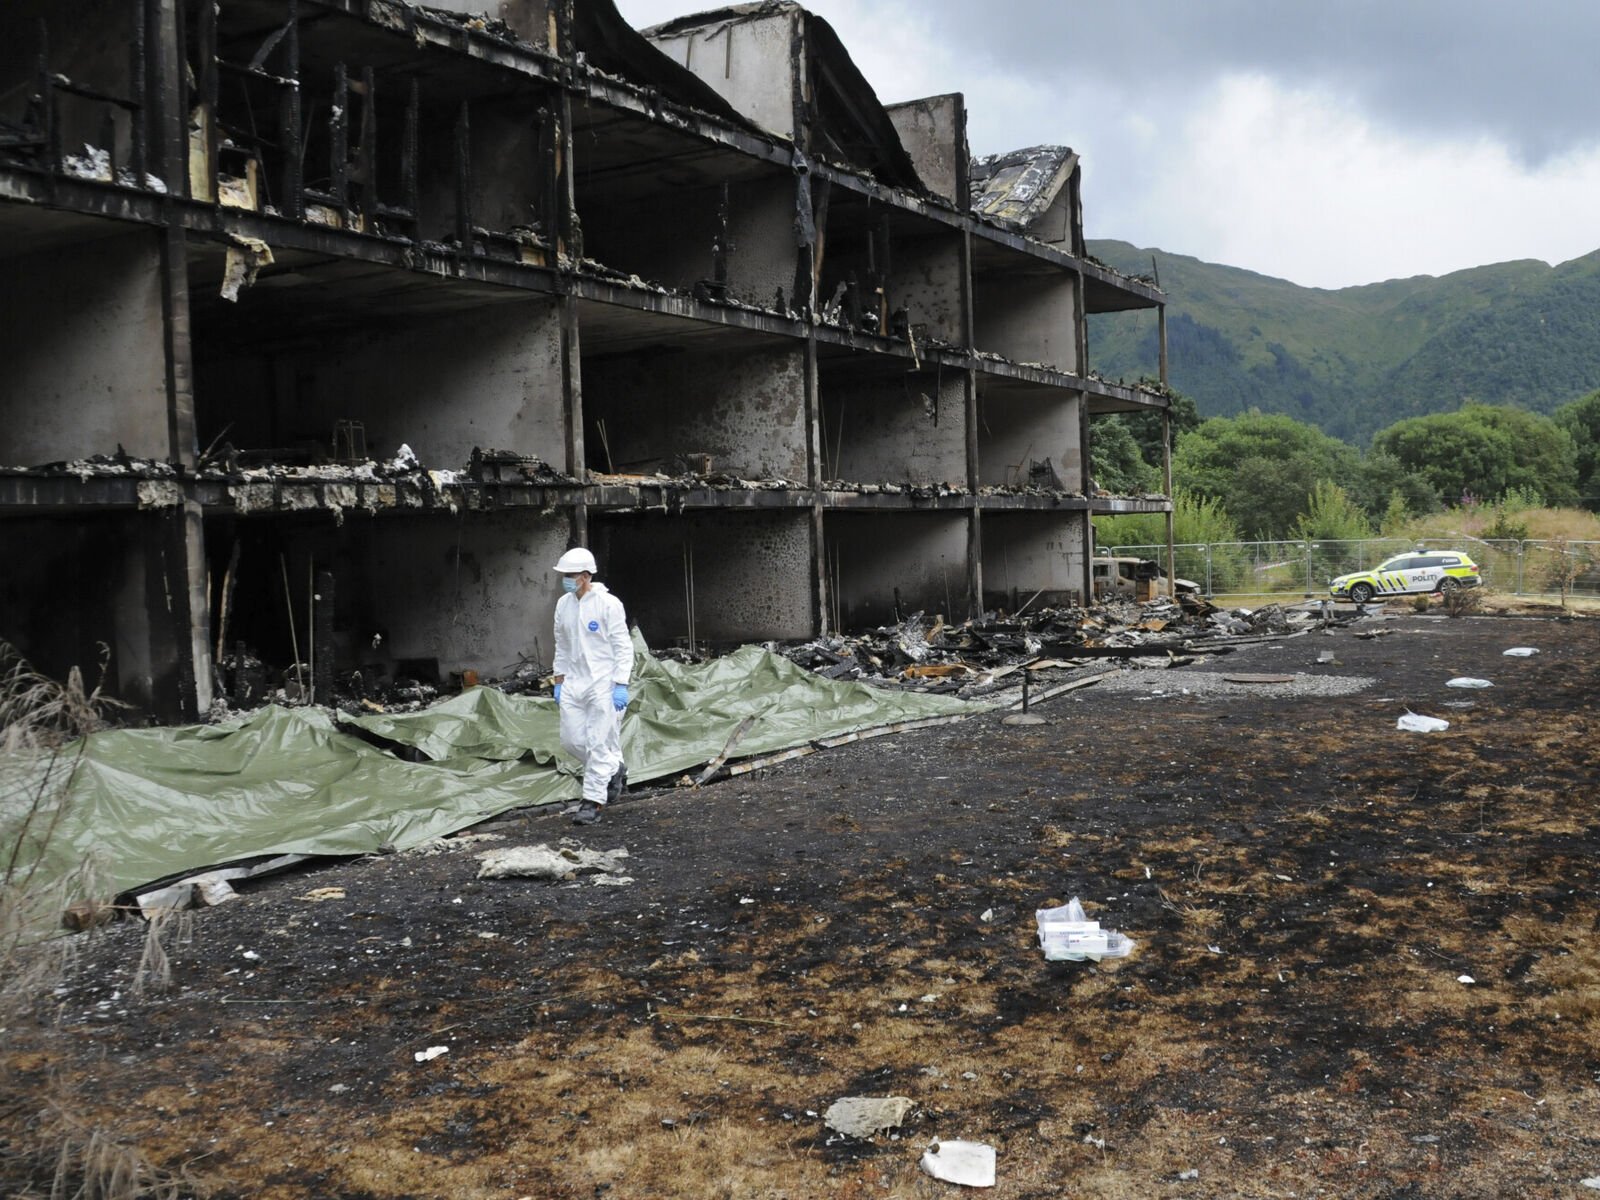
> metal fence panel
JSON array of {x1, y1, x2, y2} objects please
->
[{"x1": 1100, "y1": 538, "x2": 1600, "y2": 599}]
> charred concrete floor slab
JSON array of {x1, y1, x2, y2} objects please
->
[{"x1": 4, "y1": 611, "x2": 1598, "y2": 1199}]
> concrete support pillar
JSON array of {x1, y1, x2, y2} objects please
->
[
  {"x1": 800, "y1": 337, "x2": 830, "y2": 634},
  {"x1": 958, "y1": 227, "x2": 981, "y2": 621},
  {"x1": 964, "y1": 370, "x2": 982, "y2": 618},
  {"x1": 967, "y1": 508, "x2": 983, "y2": 621},
  {"x1": 561, "y1": 293, "x2": 587, "y2": 546},
  {"x1": 1074, "y1": 268, "x2": 1094, "y2": 597},
  {"x1": 146, "y1": 1, "x2": 212, "y2": 716},
  {"x1": 113, "y1": 506, "x2": 209, "y2": 721}
]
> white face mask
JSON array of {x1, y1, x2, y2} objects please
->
[{"x1": 562, "y1": 577, "x2": 579, "y2": 594}]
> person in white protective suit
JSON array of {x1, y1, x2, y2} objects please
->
[{"x1": 551, "y1": 547, "x2": 634, "y2": 825}]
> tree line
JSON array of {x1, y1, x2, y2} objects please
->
[{"x1": 1092, "y1": 386, "x2": 1600, "y2": 545}]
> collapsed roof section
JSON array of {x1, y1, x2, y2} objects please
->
[{"x1": 971, "y1": 145, "x2": 1079, "y2": 237}]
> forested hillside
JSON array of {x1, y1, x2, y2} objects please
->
[{"x1": 1086, "y1": 240, "x2": 1600, "y2": 444}]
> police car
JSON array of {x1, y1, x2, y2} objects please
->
[{"x1": 1329, "y1": 551, "x2": 1481, "y2": 604}]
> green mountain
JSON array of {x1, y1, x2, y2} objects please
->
[{"x1": 1086, "y1": 240, "x2": 1600, "y2": 444}]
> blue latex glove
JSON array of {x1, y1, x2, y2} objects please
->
[
  {"x1": 553, "y1": 682, "x2": 562, "y2": 702},
  {"x1": 612, "y1": 684, "x2": 629, "y2": 711}
]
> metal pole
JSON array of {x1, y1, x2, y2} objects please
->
[{"x1": 1162, "y1": 404, "x2": 1175, "y2": 599}]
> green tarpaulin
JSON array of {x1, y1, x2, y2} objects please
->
[{"x1": 7, "y1": 639, "x2": 986, "y2": 901}]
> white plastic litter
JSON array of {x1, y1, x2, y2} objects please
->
[
  {"x1": 1397, "y1": 713, "x2": 1449, "y2": 732},
  {"x1": 1446, "y1": 677, "x2": 1493, "y2": 689},
  {"x1": 1503, "y1": 647, "x2": 1539, "y2": 657},
  {"x1": 414, "y1": 1045, "x2": 449, "y2": 1062},
  {"x1": 920, "y1": 1140, "x2": 996, "y2": 1188},
  {"x1": 1579, "y1": 1177, "x2": 1600, "y2": 1190},
  {"x1": 1457, "y1": 975, "x2": 1476, "y2": 985},
  {"x1": 1036, "y1": 898, "x2": 1135, "y2": 962}
]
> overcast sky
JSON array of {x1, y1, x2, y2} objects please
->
[{"x1": 612, "y1": 0, "x2": 1600, "y2": 290}]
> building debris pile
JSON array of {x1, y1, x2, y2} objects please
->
[{"x1": 773, "y1": 597, "x2": 1352, "y2": 697}]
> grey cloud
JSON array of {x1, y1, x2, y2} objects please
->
[{"x1": 912, "y1": 0, "x2": 1600, "y2": 165}]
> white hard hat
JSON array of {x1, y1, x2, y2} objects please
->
[{"x1": 553, "y1": 547, "x2": 597, "y2": 574}]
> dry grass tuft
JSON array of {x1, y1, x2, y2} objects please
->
[
  {"x1": 131, "y1": 909, "x2": 195, "y2": 998},
  {"x1": 1158, "y1": 887, "x2": 1222, "y2": 931},
  {"x1": 0, "y1": 1106, "x2": 185, "y2": 1200},
  {"x1": 1, "y1": 641, "x2": 126, "y2": 1011}
]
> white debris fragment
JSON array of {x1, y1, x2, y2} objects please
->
[
  {"x1": 979, "y1": 908, "x2": 994, "y2": 923},
  {"x1": 220, "y1": 235, "x2": 273, "y2": 302},
  {"x1": 823, "y1": 1096, "x2": 913, "y2": 1139},
  {"x1": 476, "y1": 844, "x2": 629, "y2": 880},
  {"x1": 414, "y1": 1046, "x2": 449, "y2": 1062},
  {"x1": 1397, "y1": 713, "x2": 1449, "y2": 732},
  {"x1": 63, "y1": 144, "x2": 112, "y2": 181},
  {"x1": 921, "y1": 1140, "x2": 997, "y2": 1187},
  {"x1": 1458, "y1": 974, "x2": 1476, "y2": 985},
  {"x1": 1503, "y1": 647, "x2": 1539, "y2": 657},
  {"x1": 1446, "y1": 677, "x2": 1493, "y2": 689}
]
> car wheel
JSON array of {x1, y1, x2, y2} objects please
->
[
  {"x1": 1439, "y1": 577, "x2": 1461, "y2": 594},
  {"x1": 1349, "y1": 582, "x2": 1375, "y2": 604}
]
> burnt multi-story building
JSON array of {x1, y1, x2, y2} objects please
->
[{"x1": 0, "y1": 0, "x2": 1169, "y2": 721}]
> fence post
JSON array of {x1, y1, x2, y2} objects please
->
[
  {"x1": 1516, "y1": 541, "x2": 1525, "y2": 596},
  {"x1": 1304, "y1": 542, "x2": 1313, "y2": 597},
  {"x1": 1205, "y1": 544, "x2": 1213, "y2": 596}
]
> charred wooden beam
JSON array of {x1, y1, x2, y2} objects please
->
[
  {"x1": 355, "y1": 66, "x2": 377, "y2": 203},
  {"x1": 131, "y1": 0, "x2": 150, "y2": 181},
  {"x1": 455, "y1": 100, "x2": 473, "y2": 251},
  {"x1": 279, "y1": 0, "x2": 303, "y2": 220}
]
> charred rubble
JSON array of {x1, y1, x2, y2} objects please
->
[{"x1": 0, "y1": 0, "x2": 1171, "y2": 723}]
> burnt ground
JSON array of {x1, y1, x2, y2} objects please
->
[{"x1": 4, "y1": 609, "x2": 1599, "y2": 1200}]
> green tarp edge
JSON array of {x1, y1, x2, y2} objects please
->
[{"x1": 8, "y1": 638, "x2": 988, "y2": 902}]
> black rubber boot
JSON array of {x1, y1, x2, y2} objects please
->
[{"x1": 572, "y1": 800, "x2": 601, "y2": 825}]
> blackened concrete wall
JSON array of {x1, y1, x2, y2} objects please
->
[
  {"x1": 581, "y1": 175, "x2": 797, "y2": 309},
  {"x1": 353, "y1": 510, "x2": 570, "y2": 679},
  {"x1": 821, "y1": 368, "x2": 965, "y2": 486},
  {"x1": 195, "y1": 300, "x2": 566, "y2": 469},
  {"x1": 972, "y1": 273, "x2": 1078, "y2": 373},
  {"x1": 582, "y1": 342, "x2": 808, "y2": 481},
  {"x1": 885, "y1": 94, "x2": 965, "y2": 208},
  {"x1": 975, "y1": 385, "x2": 1083, "y2": 489},
  {"x1": 647, "y1": 9, "x2": 801, "y2": 141},
  {"x1": 826, "y1": 511, "x2": 967, "y2": 626},
  {"x1": 0, "y1": 231, "x2": 169, "y2": 466},
  {"x1": 595, "y1": 509, "x2": 813, "y2": 646},
  {"x1": 981, "y1": 511, "x2": 1089, "y2": 609},
  {"x1": 892, "y1": 234, "x2": 965, "y2": 345}
]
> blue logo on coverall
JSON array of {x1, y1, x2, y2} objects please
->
[{"x1": 587, "y1": 620, "x2": 599, "y2": 631}]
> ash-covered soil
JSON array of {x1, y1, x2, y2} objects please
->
[{"x1": 5, "y1": 609, "x2": 1598, "y2": 1200}]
